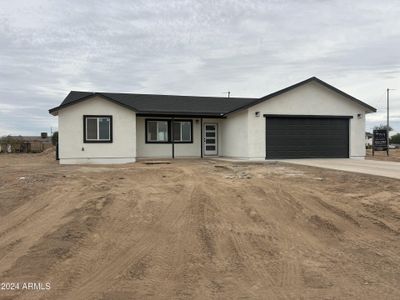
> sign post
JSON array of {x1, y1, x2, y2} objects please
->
[{"x1": 372, "y1": 130, "x2": 389, "y2": 156}]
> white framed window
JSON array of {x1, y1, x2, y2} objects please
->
[{"x1": 84, "y1": 115, "x2": 112, "y2": 143}]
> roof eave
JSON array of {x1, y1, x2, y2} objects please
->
[
  {"x1": 49, "y1": 107, "x2": 59, "y2": 116},
  {"x1": 136, "y1": 111, "x2": 225, "y2": 117},
  {"x1": 48, "y1": 92, "x2": 139, "y2": 116},
  {"x1": 311, "y1": 77, "x2": 377, "y2": 113},
  {"x1": 224, "y1": 76, "x2": 377, "y2": 115}
]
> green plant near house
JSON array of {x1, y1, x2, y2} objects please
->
[
  {"x1": 0, "y1": 135, "x2": 23, "y2": 152},
  {"x1": 390, "y1": 133, "x2": 400, "y2": 144},
  {"x1": 51, "y1": 131, "x2": 59, "y2": 146},
  {"x1": 373, "y1": 124, "x2": 393, "y2": 131}
]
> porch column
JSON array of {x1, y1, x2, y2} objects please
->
[
  {"x1": 171, "y1": 117, "x2": 175, "y2": 159},
  {"x1": 200, "y1": 117, "x2": 203, "y2": 158}
]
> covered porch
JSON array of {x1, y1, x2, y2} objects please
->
[{"x1": 136, "y1": 114, "x2": 224, "y2": 160}]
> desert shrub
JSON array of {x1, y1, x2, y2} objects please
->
[
  {"x1": 52, "y1": 131, "x2": 58, "y2": 146},
  {"x1": 390, "y1": 133, "x2": 400, "y2": 144}
]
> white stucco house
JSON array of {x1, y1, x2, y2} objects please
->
[{"x1": 49, "y1": 77, "x2": 376, "y2": 164}]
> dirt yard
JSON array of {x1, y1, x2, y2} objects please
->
[
  {"x1": 1, "y1": 151, "x2": 400, "y2": 300},
  {"x1": 366, "y1": 148, "x2": 400, "y2": 162}
]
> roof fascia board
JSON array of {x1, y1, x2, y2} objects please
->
[
  {"x1": 263, "y1": 114, "x2": 353, "y2": 119},
  {"x1": 49, "y1": 93, "x2": 96, "y2": 115},
  {"x1": 136, "y1": 112, "x2": 225, "y2": 118},
  {"x1": 312, "y1": 78, "x2": 377, "y2": 112},
  {"x1": 49, "y1": 77, "x2": 377, "y2": 117},
  {"x1": 223, "y1": 77, "x2": 376, "y2": 116},
  {"x1": 48, "y1": 93, "x2": 138, "y2": 115}
]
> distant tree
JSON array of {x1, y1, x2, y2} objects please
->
[
  {"x1": 0, "y1": 135, "x2": 23, "y2": 152},
  {"x1": 373, "y1": 124, "x2": 393, "y2": 131},
  {"x1": 390, "y1": 133, "x2": 400, "y2": 144},
  {"x1": 0, "y1": 135, "x2": 22, "y2": 145},
  {"x1": 51, "y1": 131, "x2": 58, "y2": 146}
]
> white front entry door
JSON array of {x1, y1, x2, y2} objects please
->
[{"x1": 204, "y1": 123, "x2": 218, "y2": 156}]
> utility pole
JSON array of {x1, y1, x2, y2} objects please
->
[
  {"x1": 387, "y1": 88, "x2": 390, "y2": 156},
  {"x1": 387, "y1": 88, "x2": 396, "y2": 156},
  {"x1": 222, "y1": 91, "x2": 231, "y2": 98},
  {"x1": 387, "y1": 88, "x2": 389, "y2": 136}
]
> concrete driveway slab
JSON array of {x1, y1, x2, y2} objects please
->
[{"x1": 279, "y1": 158, "x2": 400, "y2": 180}]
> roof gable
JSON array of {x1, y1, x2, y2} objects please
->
[
  {"x1": 226, "y1": 77, "x2": 376, "y2": 114},
  {"x1": 49, "y1": 77, "x2": 376, "y2": 116}
]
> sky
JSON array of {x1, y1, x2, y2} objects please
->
[{"x1": 0, "y1": 0, "x2": 399, "y2": 136}]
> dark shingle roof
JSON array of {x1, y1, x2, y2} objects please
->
[
  {"x1": 49, "y1": 77, "x2": 377, "y2": 116},
  {"x1": 49, "y1": 92, "x2": 257, "y2": 116}
]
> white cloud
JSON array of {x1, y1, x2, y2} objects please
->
[{"x1": 0, "y1": 0, "x2": 400, "y2": 135}]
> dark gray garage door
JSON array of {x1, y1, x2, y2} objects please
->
[{"x1": 265, "y1": 116, "x2": 350, "y2": 159}]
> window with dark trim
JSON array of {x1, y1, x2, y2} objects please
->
[
  {"x1": 145, "y1": 119, "x2": 193, "y2": 143},
  {"x1": 83, "y1": 115, "x2": 113, "y2": 143},
  {"x1": 173, "y1": 121, "x2": 191, "y2": 142},
  {"x1": 146, "y1": 120, "x2": 169, "y2": 142}
]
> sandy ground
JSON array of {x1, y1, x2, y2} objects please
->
[
  {"x1": 366, "y1": 148, "x2": 400, "y2": 162},
  {"x1": 0, "y1": 151, "x2": 400, "y2": 300}
]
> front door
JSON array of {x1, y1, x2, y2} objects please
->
[{"x1": 204, "y1": 123, "x2": 218, "y2": 156}]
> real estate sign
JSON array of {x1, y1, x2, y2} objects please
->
[{"x1": 372, "y1": 129, "x2": 388, "y2": 155}]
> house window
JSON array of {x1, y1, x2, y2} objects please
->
[
  {"x1": 173, "y1": 121, "x2": 192, "y2": 142},
  {"x1": 147, "y1": 120, "x2": 169, "y2": 142},
  {"x1": 84, "y1": 115, "x2": 112, "y2": 143},
  {"x1": 146, "y1": 119, "x2": 193, "y2": 143}
]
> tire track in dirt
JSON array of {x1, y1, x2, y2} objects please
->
[
  {"x1": 261, "y1": 173, "x2": 400, "y2": 298},
  {"x1": 244, "y1": 180, "x2": 305, "y2": 291},
  {"x1": 200, "y1": 178, "x2": 292, "y2": 299},
  {"x1": 165, "y1": 186, "x2": 215, "y2": 299},
  {"x1": 57, "y1": 166, "x2": 197, "y2": 300},
  {"x1": 35, "y1": 194, "x2": 119, "y2": 299},
  {"x1": 2, "y1": 156, "x2": 400, "y2": 299},
  {"x1": 250, "y1": 177, "x2": 368, "y2": 294},
  {"x1": 265, "y1": 180, "x2": 362, "y2": 291},
  {"x1": 44, "y1": 171, "x2": 185, "y2": 299},
  {"x1": 0, "y1": 185, "x2": 87, "y2": 275},
  {"x1": 1, "y1": 196, "x2": 112, "y2": 279},
  {"x1": 0, "y1": 175, "x2": 117, "y2": 300},
  {"x1": 292, "y1": 182, "x2": 400, "y2": 258}
]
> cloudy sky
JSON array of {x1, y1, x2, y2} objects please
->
[{"x1": 0, "y1": 0, "x2": 399, "y2": 136}]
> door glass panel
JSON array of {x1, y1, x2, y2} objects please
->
[
  {"x1": 206, "y1": 139, "x2": 215, "y2": 143},
  {"x1": 205, "y1": 132, "x2": 215, "y2": 137},
  {"x1": 205, "y1": 125, "x2": 214, "y2": 130},
  {"x1": 206, "y1": 146, "x2": 215, "y2": 150}
]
